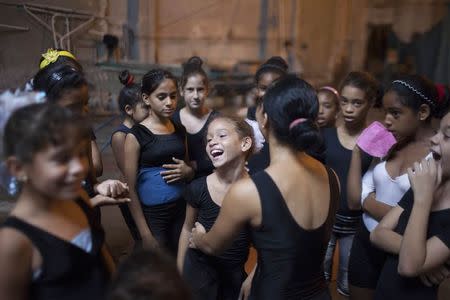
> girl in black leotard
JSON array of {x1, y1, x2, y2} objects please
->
[
  {"x1": 111, "y1": 70, "x2": 149, "y2": 242},
  {"x1": 0, "y1": 103, "x2": 113, "y2": 300},
  {"x1": 322, "y1": 71, "x2": 380, "y2": 297},
  {"x1": 370, "y1": 110, "x2": 450, "y2": 300},
  {"x1": 172, "y1": 56, "x2": 219, "y2": 179},
  {"x1": 243, "y1": 56, "x2": 288, "y2": 174},
  {"x1": 177, "y1": 115, "x2": 253, "y2": 300},
  {"x1": 191, "y1": 75, "x2": 338, "y2": 300},
  {"x1": 125, "y1": 69, "x2": 194, "y2": 253}
]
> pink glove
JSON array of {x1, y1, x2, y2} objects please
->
[{"x1": 356, "y1": 121, "x2": 396, "y2": 158}]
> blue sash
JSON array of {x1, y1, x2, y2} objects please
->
[{"x1": 137, "y1": 167, "x2": 184, "y2": 206}]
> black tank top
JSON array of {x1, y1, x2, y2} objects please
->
[
  {"x1": 130, "y1": 123, "x2": 186, "y2": 168},
  {"x1": 184, "y1": 176, "x2": 250, "y2": 266},
  {"x1": 322, "y1": 127, "x2": 372, "y2": 234},
  {"x1": 1, "y1": 199, "x2": 109, "y2": 300},
  {"x1": 172, "y1": 110, "x2": 219, "y2": 178},
  {"x1": 249, "y1": 167, "x2": 338, "y2": 300}
]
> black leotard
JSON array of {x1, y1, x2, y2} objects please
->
[
  {"x1": 322, "y1": 127, "x2": 372, "y2": 235},
  {"x1": 172, "y1": 110, "x2": 219, "y2": 178},
  {"x1": 249, "y1": 167, "x2": 338, "y2": 299},
  {"x1": 375, "y1": 189, "x2": 450, "y2": 300},
  {"x1": 1, "y1": 199, "x2": 108, "y2": 300}
]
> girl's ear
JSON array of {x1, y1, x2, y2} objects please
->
[
  {"x1": 241, "y1": 136, "x2": 253, "y2": 153},
  {"x1": 6, "y1": 156, "x2": 27, "y2": 182},
  {"x1": 142, "y1": 93, "x2": 151, "y2": 106},
  {"x1": 418, "y1": 104, "x2": 431, "y2": 121},
  {"x1": 124, "y1": 104, "x2": 133, "y2": 116}
]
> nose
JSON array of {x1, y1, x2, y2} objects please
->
[
  {"x1": 384, "y1": 115, "x2": 392, "y2": 128},
  {"x1": 194, "y1": 89, "x2": 199, "y2": 99},
  {"x1": 318, "y1": 105, "x2": 324, "y2": 115},
  {"x1": 165, "y1": 96, "x2": 174, "y2": 107},
  {"x1": 344, "y1": 104, "x2": 354, "y2": 114},
  {"x1": 430, "y1": 132, "x2": 441, "y2": 146},
  {"x1": 69, "y1": 156, "x2": 85, "y2": 178}
]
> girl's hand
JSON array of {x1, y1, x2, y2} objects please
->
[
  {"x1": 96, "y1": 180, "x2": 129, "y2": 198},
  {"x1": 90, "y1": 194, "x2": 130, "y2": 207},
  {"x1": 189, "y1": 222, "x2": 206, "y2": 248},
  {"x1": 419, "y1": 264, "x2": 450, "y2": 287},
  {"x1": 141, "y1": 233, "x2": 159, "y2": 250},
  {"x1": 407, "y1": 158, "x2": 441, "y2": 206},
  {"x1": 238, "y1": 273, "x2": 253, "y2": 300},
  {"x1": 161, "y1": 157, "x2": 194, "y2": 183}
]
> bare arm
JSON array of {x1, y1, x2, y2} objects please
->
[
  {"x1": 177, "y1": 205, "x2": 198, "y2": 272},
  {"x1": 347, "y1": 146, "x2": 364, "y2": 210},
  {"x1": 370, "y1": 205, "x2": 404, "y2": 254},
  {"x1": 398, "y1": 159, "x2": 450, "y2": 277},
  {"x1": 191, "y1": 179, "x2": 259, "y2": 255},
  {"x1": 91, "y1": 140, "x2": 103, "y2": 177},
  {"x1": 101, "y1": 245, "x2": 116, "y2": 275},
  {"x1": 111, "y1": 132, "x2": 126, "y2": 175},
  {"x1": 124, "y1": 133, "x2": 157, "y2": 248},
  {"x1": 0, "y1": 229, "x2": 32, "y2": 300},
  {"x1": 362, "y1": 194, "x2": 394, "y2": 221}
]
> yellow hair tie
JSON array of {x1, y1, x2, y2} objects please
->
[{"x1": 39, "y1": 49, "x2": 77, "y2": 69}]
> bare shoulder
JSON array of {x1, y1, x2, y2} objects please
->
[
  {"x1": 0, "y1": 227, "x2": 33, "y2": 259},
  {"x1": 225, "y1": 176, "x2": 260, "y2": 210},
  {"x1": 111, "y1": 131, "x2": 126, "y2": 143}
]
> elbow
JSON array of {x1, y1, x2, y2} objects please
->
[
  {"x1": 397, "y1": 262, "x2": 420, "y2": 277},
  {"x1": 348, "y1": 200, "x2": 361, "y2": 211},
  {"x1": 369, "y1": 228, "x2": 379, "y2": 245}
]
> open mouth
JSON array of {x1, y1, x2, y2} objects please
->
[
  {"x1": 431, "y1": 150, "x2": 442, "y2": 161},
  {"x1": 210, "y1": 149, "x2": 224, "y2": 159}
]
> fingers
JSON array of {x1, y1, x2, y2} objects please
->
[
  {"x1": 160, "y1": 169, "x2": 180, "y2": 176},
  {"x1": 162, "y1": 163, "x2": 179, "y2": 169},
  {"x1": 420, "y1": 275, "x2": 433, "y2": 287}
]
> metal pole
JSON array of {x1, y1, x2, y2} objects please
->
[{"x1": 259, "y1": 0, "x2": 268, "y2": 60}]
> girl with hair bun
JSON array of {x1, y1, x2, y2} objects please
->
[
  {"x1": 111, "y1": 70, "x2": 149, "y2": 242},
  {"x1": 322, "y1": 71, "x2": 378, "y2": 297},
  {"x1": 124, "y1": 68, "x2": 194, "y2": 253},
  {"x1": 243, "y1": 56, "x2": 288, "y2": 174},
  {"x1": 191, "y1": 75, "x2": 338, "y2": 300},
  {"x1": 172, "y1": 56, "x2": 219, "y2": 178},
  {"x1": 347, "y1": 74, "x2": 445, "y2": 300}
]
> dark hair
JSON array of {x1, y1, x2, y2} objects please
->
[
  {"x1": 340, "y1": 71, "x2": 383, "y2": 107},
  {"x1": 263, "y1": 75, "x2": 321, "y2": 152},
  {"x1": 255, "y1": 56, "x2": 288, "y2": 83},
  {"x1": 4, "y1": 103, "x2": 90, "y2": 163},
  {"x1": 33, "y1": 64, "x2": 87, "y2": 103},
  {"x1": 38, "y1": 48, "x2": 83, "y2": 72},
  {"x1": 209, "y1": 114, "x2": 255, "y2": 158},
  {"x1": 118, "y1": 70, "x2": 141, "y2": 113},
  {"x1": 141, "y1": 68, "x2": 178, "y2": 95},
  {"x1": 387, "y1": 75, "x2": 446, "y2": 119},
  {"x1": 318, "y1": 86, "x2": 340, "y2": 106},
  {"x1": 107, "y1": 249, "x2": 191, "y2": 300},
  {"x1": 180, "y1": 56, "x2": 208, "y2": 89}
]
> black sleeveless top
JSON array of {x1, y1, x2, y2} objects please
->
[
  {"x1": 172, "y1": 110, "x2": 219, "y2": 178},
  {"x1": 246, "y1": 106, "x2": 270, "y2": 174},
  {"x1": 249, "y1": 167, "x2": 338, "y2": 299},
  {"x1": 1, "y1": 199, "x2": 109, "y2": 300},
  {"x1": 184, "y1": 176, "x2": 250, "y2": 266},
  {"x1": 130, "y1": 123, "x2": 186, "y2": 168},
  {"x1": 322, "y1": 127, "x2": 372, "y2": 234}
]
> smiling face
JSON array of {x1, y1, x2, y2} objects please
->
[
  {"x1": 18, "y1": 139, "x2": 89, "y2": 201},
  {"x1": 143, "y1": 78, "x2": 178, "y2": 118},
  {"x1": 340, "y1": 85, "x2": 372, "y2": 127},
  {"x1": 317, "y1": 91, "x2": 339, "y2": 127},
  {"x1": 430, "y1": 113, "x2": 450, "y2": 179},
  {"x1": 256, "y1": 72, "x2": 281, "y2": 101},
  {"x1": 383, "y1": 90, "x2": 422, "y2": 143},
  {"x1": 181, "y1": 74, "x2": 208, "y2": 111},
  {"x1": 206, "y1": 118, "x2": 251, "y2": 169}
]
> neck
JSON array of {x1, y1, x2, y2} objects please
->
[
  {"x1": 342, "y1": 121, "x2": 365, "y2": 136},
  {"x1": 185, "y1": 105, "x2": 209, "y2": 118},
  {"x1": 413, "y1": 123, "x2": 434, "y2": 143},
  {"x1": 149, "y1": 112, "x2": 172, "y2": 126},
  {"x1": 15, "y1": 185, "x2": 58, "y2": 214},
  {"x1": 434, "y1": 179, "x2": 450, "y2": 208},
  {"x1": 123, "y1": 116, "x2": 134, "y2": 128},
  {"x1": 214, "y1": 159, "x2": 248, "y2": 185},
  {"x1": 268, "y1": 134, "x2": 307, "y2": 165}
]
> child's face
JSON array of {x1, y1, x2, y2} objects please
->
[
  {"x1": 131, "y1": 102, "x2": 149, "y2": 123},
  {"x1": 23, "y1": 140, "x2": 89, "y2": 201},
  {"x1": 143, "y1": 79, "x2": 178, "y2": 118},
  {"x1": 430, "y1": 113, "x2": 450, "y2": 178},
  {"x1": 383, "y1": 90, "x2": 422, "y2": 142},
  {"x1": 206, "y1": 119, "x2": 249, "y2": 169},
  {"x1": 256, "y1": 72, "x2": 281, "y2": 100},
  {"x1": 181, "y1": 74, "x2": 208, "y2": 110},
  {"x1": 317, "y1": 92, "x2": 339, "y2": 127},
  {"x1": 58, "y1": 85, "x2": 89, "y2": 115},
  {"x1": 340, "y1": 85, "x2": 371, "y2": 127}
]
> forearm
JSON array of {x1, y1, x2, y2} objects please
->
[
  {"x1": 398, "y1": 202, "x2": 432, "y2": 276},
  {"x1": 101, "y1": 245, "x2": 116, "y2": 275},
  {"x1": 363, "y1": 195, "x2": 392, "y2": 221},
  {"x1": 347, "y1": 147, "x2": 363, "y2": 210},
  {"x1": 370, "y1": 227, "x2": 402, "y2": 254},
  {"x1": 127, "y1": 189, "x2": 153, "y2": 239},
  {"x1": 177, "y1": 227, "x2": 191, "y2": 272}
]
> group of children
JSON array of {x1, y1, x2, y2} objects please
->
[{"x1": 0, "y1": 47, "x2": 449, "y2": 300}]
